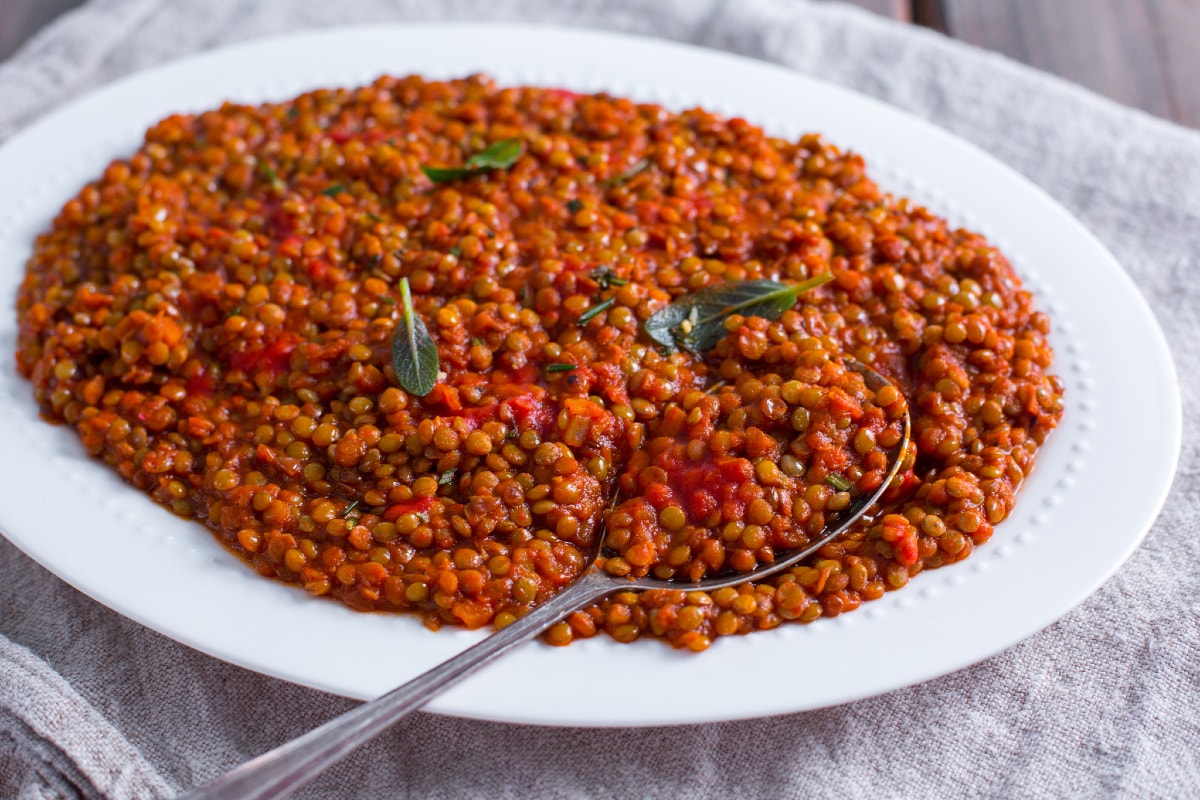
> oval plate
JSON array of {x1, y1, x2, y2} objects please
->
[{"x1": 0, "y1": 24, "x2": 1180, "y2": 726}]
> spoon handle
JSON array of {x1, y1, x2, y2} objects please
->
[{"x1": 177, "y1": 569, "x2": 616, "y2": 800}]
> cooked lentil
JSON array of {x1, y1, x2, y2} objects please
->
[{"x1": 16, "y1": 74, "x2": 1064, "y2": 650}]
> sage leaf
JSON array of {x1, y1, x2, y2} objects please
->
[
  {"x1": 644, "y1": 273, "x2": 833, "y2": 352},
  {"x1": 422, "y1": 138, "x2": 523, "y2": 183},
  {"x1": 392, "y1": 277, "x2": 439, "y2": 396}
]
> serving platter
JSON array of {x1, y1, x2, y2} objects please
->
[{"x1": 0, "y1": 24, "x2": 1180, "y2": 726}]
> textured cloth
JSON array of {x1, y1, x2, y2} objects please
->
[{"x1": 1, "y1": 1, "x2": 1198, "y2": 798}]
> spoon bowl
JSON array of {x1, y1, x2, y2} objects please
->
[{"x1": 180, "y1": 360, "x2": 910, "y2": 800}]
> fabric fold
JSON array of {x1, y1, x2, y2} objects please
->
[{"x1": 0, "y1": 636, "x2": 171, "y2": 800}]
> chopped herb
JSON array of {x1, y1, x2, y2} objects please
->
[
  {"x1": 378, "y1": 295, "x2": 396, "y2": 305},
  {"x1": 366, "y1": 212, "x2": 382, "y2": 223},
  {"x1": 577, "y1": 297, "x2": 615, "y2": 326},
  {"x1": 227, "y1": 304, "x2": 243, "y2": 318},
  {"x1": 391, "y1": 277, "x2": 439, "y2": 396},
  {"x1": 567, "y1": 198, "x2": 584, "y2": 214},
  {"x1": 644, "y1": 274, "x2": 834, "y2": 353},
  {"x1": 321, "y1": 183, "x2": 346, "y2": 196},
  {"x1": 286, "y1": 108, "x2": 299, "y2": 120},
  {"x1": 422, "y1": 137, "x2": 523, "y2": 183},
  {"x1": 449, "y1": 246, "x2": 462, "y2": 257},
  {"x1": 589, "y1": 265, "x2": 628, "y2": 290},
  {"x1": 545, "y1": 363, "x2": 577, "y2": 373},
  {"x1": 469, "y1": 337, "x2": 485, "y2": 347},
  {"x1": 826, "y1": 474, "x2": 853, "y2": 492},
  {"x1": 438, "y1": 468, "x2": 457, "y2": 486},
  {"x1": 485, "y1": 229, "x2": 495, "y2": 239},
  {"x1": 605, "y1": 158, "x2": 650, "y2": 187},
  {"x1": 341, "y1": 500, "x2": 360, "y2": 518},
  {"x1": 257, "y1": 163, "x2": 284, "y2": 193},
  {"x1": 414, "y1": 511, "x2": 430, "y2": 524}
]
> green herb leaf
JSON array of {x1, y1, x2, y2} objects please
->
[
  {"x1": 366, "y1": 212, "x2": 382, "y2": 223},
  {"x1": 340, "y1": 500, "x2": 360, "y2": 518},
  {"x1": 420, "y1": 167, "x2": 466, "y2": 182},
  {"x1": 258, "y1": 163, "x2": 285, "y2": 193},
  {"x1": 438, "y1": 468, "x2": 457, "y2": 486},
  {"x1": 392, "y1": 277, "x2": 439, "y2": 396},
  {"x1": 545, "y1": 363, "x2": 577, "y2": 373},
  {"x1": 422, "y1": 138, "x2": 524, "y2": 183},
  {"x1": 577, "y1": 297, "x2": 615, "y2": 326},
  {"x1": 449, "y1": 246, "x2": 462, "y2": 257},
  {"x1": 606, "y1": 158, "x2": 650, "y2": 187},
  {"x1": 378, "y1": 295, "x2": 396, "y2": 305},
  {"x1": 826, "y1": 474, "x2": 853, "y2": 492},
  {"x1": 589, "y1": 265, "x2": 628, "y2": 290},
  {"x1": 567, "y1": 198, "x2": 584, "y2": 214},
  {"x1": 321, "y1": 183, "x2": 346, "y2": 196},
  {"x1": 644, "y1": 273, "x2": 834, "y2": 352}
]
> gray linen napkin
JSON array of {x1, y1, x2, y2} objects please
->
[{"x1": 2, "y1": 1, "x2": 1198, "y2": 798}]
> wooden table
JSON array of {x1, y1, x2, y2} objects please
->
[
  {"x1": 842, "y1": 0, "x2": 1199, "y2": 128},
  {"x1": 2, "y1": 1, "x2": 1197, "y2": 129}
]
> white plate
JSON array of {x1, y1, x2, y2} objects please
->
[{"x1": 0, "y1": 25, "x2": 1180, "y2": 727}]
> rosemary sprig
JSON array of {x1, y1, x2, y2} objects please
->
[
  {"x1": 826, "y1": 474, "x2": 853, "y2": 492},
  {"x1": 577, "y1": 297, "x2": 615, "y2": 326},
  {"x1": 590, "y1": 265, "x2": 628, "y2": 290},
  {"x1": 605, "y1": 158, "x2": 650, "y2": 187}
]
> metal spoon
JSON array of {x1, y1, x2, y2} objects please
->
[{"x1": 178, "y1": 363, "x2": 910, "y2": 800}]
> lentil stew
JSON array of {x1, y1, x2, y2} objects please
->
[{"x1": 15, "y1": 74, "x2": 1064, "y2": 651}]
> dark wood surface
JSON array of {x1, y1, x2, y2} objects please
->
[
  {"x1": 1, "y1": 0, "x2": 1197, "y2": 129},
  {"x1": 839, "y1": 0, "x2": 1200, "y2": 128}
]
